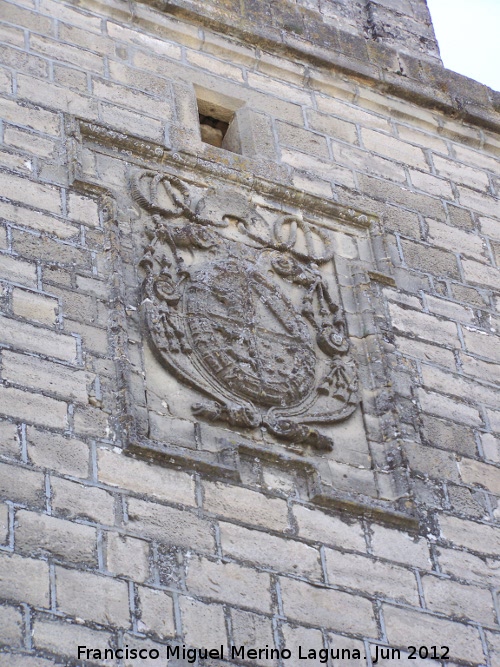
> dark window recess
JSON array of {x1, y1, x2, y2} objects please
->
[{"x1": 199, "y1": 114, "x2": 229, "y2": 148}]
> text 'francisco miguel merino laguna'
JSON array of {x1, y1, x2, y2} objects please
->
[{"x1": 77, "y1": 644, "x2": 369, "y2": 663}]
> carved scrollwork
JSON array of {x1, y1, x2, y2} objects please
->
[{"x1": 133, "y1": 170, "x2": 358, "y2": 452}]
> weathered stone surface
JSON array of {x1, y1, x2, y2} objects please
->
[
  {"x1": 203, "y1": 481, "x2": 289, "y2": 531},
  {"x1": 0, "y1": 552, "x2": 50, "y2": 607},
  {"x1": 15, "y1": 509, "x2": 97, "y2": 564},
  {"x1": 383, "y1": 605, "x2": 485, "y2": 663},
  {"x1": 324, "y1": 549, "x2": 419, "y2": 605},
  {"x1": 219, "y1": 521, "x2": 322, "y2": 579},
  {"x1": 32, "y1": 619, "x2": 114, "y2": 658},
  {"x1": 55, "y1": 566, "x2": 130, "y2": 626},
  {"x1": 292, "y1": 505, "x2": 366, "y2": 552},
  {"x1": 180, "y1": 596, "x2": 228, "y2": 647},
  {"x1": 27, "y1": 428, "x2": 90, "y2": 478},
  {"x1": 51, "y1": 477, "x2": 115, "y2": 524},
  {"x1": 1, "y1": 0, "x2": 500, "y2": 661},
  {"x1": 186, "y1": 556, "x2": 272, "y2": 613},
  {"x1": 106, "y1": 532, "x2": 150, "y2": 582},
  {"x1": 280, "y1": 577, "x2": 377, "y2": 637},
  {"x1": 137, "y1": 586, "x2": 175, "y2": 638},
  {"x1": 126, "y1": 498, "x2": 215, "y2": 552},
  {"x1": 98, "y1": 447, "x2": 196, "y2": 506}
]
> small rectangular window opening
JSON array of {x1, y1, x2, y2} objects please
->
[
  {"x1": 199, "y1": 114, "x2": 229, "y2": 148},
  {"x1": 195, "y1": 90, "x2": 244, "y2": 155}
]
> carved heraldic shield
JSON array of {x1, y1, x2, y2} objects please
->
[{"x1": 133, "y1": 171, "x2": 358, "y2": 451}]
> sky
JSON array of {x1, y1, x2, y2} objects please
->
[{"x1": 426, "y1": 0, "x2": 500, "y2": 92}]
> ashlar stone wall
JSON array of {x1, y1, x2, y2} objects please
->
[{"x1": 0, "y1": 0, "x2": 499, "y2": 665}]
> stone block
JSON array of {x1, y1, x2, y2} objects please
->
[
  {"x1": 180, "y1": 596, "x2": 227, "y2": 647},
  {"x1": 458, "y1": 186, "x2": 499, "y2": 219},
  {"x1": 0, "y1": 420, "x2": 20, "y2": 459},
  {"x1": 487, "y1": 408, "x2": 500, "y2": 434},
  {"x1": 370, "y1": 524, "x2": 430, "y2": 569},
  {"x1": 186, "y1": 555, "x2": 271, "y2": 613},
  {"x1": 480, "y1": 216, "x2": 500, "y2": 242},
  {"x1": 65, "y1": 320, "x2": 107, "y2": 355},
  {"x1": 462, "y1": 326, "x2": 500, "y2": 363},
  {"x1": 409, "y1": 169, "x2": 454, "y2": 199},
  {"x1": 15, "y1": 509, "x2": 97, "y2": 564},
  {"x1": 404, "y1": 442, "x2": 459, "y2": 482},
  {"x1": 462, "y1": 258, "x2": 500, "y2": 291},
  {"x1": 4, "y1": 125, "x2": 56, "y2": 159},
  {"x1": 434, "y1": 154, "x2": 490, "y2": 190},
  {"x1": 2, "y1": 351, "x2": 90, "y2": 404},
  {"x1": 247, "y1": 71, "x2": 311, "y2": 106},
  {"x1": 388, "y1": 303, "x2": 458, "y2": 347},
  {"x1": 219, "y1": 522, "x2": 322, "y2": 579},
  {"x1": 439, "y1": 514, "x2": 500, "y2": 556},
  {"x1": 0, "y1": 656, "x2": 57, "y2": 667},
  {"x1": 420, "y1": 414, "x2": 477, "y2": 457},
  {"x1": 146, "y1": 414, "x2": 197, "y2": 450},
  {"x1": 334, "y1": 141, "x2": 407, "y2": 184},
  {"x1": 424, "y1": 295, "x2": 475, "y2": 324},
  {"x1": 98, "y1": 447, "x2": 196, "y2": 506},
  {"x1": 72, "y1": 404, "x2": 109, "y2": 438},
  {"x1": 55, "y1": 566, "x2": 130, "y2": 626},
  {"x1": 276, "y1": 120, "x2": 329, "y2": 159},
  {"x1": 11, "y1": 288, "x2": 58, "y2": 325},
  {"x1": 0, "y1": 461, "x2": 45, "y2": 507},
  {"x1": 316, "y1": 95, "x2": 391, "y2": 132},
  {"x1": 203, "y1": 481, "x2": 288, "y2": 531},
  {"x1": 436, "y1": 546, "x2": 500, "y2": 587},
  {"x1": 421, "y1": 573, "x2": 495, "y2": 625},
  {"x1": 137, "y1": 586, "x2": 175, "y2": 638},
  {"x1": 66, "y1": 193, "x2": 100, "y2": 228},
  {"x1": 106, "y1": 532, "x2": 150, "y2": 582},
  {"x1": 281, "y1": 148, "x2": 356, "y2": 188},
  {"x1": 0, "y1": 254, "x2": 37, "y2": 288},
  {"x1": 0, "y1": 171, "x2": 61, "y2": 214},
  {"x1": 361, "y1": 129, "x2": 428, "y2": 169},
  {"x1": 486, "y1": 631, "x2": 500, "y2": 667},
  {"x1": 0, "y1": 603, "x2": 23, "y2": 647},
  {"x1": 280, "y1": 576, "x2": 377, "y2": 637},
  {"x1": 27, "y1": 428, "x2": 89, "y2": 477},
  {"x1": 0, "y1": 502, "x2": 8, "y2": 545},
  {"x1": 187, "y1": 49, "x2": 244, "y2": 82},
  {"x1": 281, "y1": 623, "x2": 324, "y2": 667},
  {"x1": 324, "y1": 548, "x2": 419, "y2": 605},
  {"x1": 459, "y1": 458, "x2": 500, "y2": 495},
  {"x1": 126, "y1": 497, "x2": 214, "y2": 552},
  {"x1": 307, "y1": 109, "x2": 357, "y2": 144},
  {"x1": 230, "y1": 608, "x2": 275, "y2": 665},
  {"x1": 0, "y1": 95, "x2": 59, "y2": 136},
  {"x1": 32, "y1": 618, "x2": 113, "y2": 658},
  {"x1": 93, "y1": 79, "x2": 173, "y2": 120},
  {"x1": 0, "y1": 316, "x2": 77, "y2": 362},
  {"x1": 482, "y1": 433, "x2": 500, "y2": 464},
  {"x1": 401, "y1": 240, "x2": 460, "y2": 279},
  {"x1": 292, "y1": 505, "x2": 366, "y2": 552},
  {"x1": 0, "y1": 552, "x2": 49, "y2": 607},
  {"x1": 383, "y1": 605, "x2": 484, "y2": 663},
  {"x1": 326, "y1": 460, "x2": 377, "y2": 496},
  {"x1": 224, "y1": 107, "x2": 278, "y2": 160},
  {"x1": 395, "y1": 336, "x2": 456, "y2": 370},
  {"x1": 51, "y1": 477, "x2": 115, "y2": 524},
  {"x1": 99, "y1": 102, "x2": 164, "y2": 142},
  {"x1": 417, "y1": 389, "x2": 482, "y2": 427}
]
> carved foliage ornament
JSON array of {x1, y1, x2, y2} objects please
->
[{"x1": 133, "y1": 171, "x2": 358, "y2": 451}]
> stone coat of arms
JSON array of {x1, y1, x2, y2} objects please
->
[{"x1": 133, "y1": 171, "x2": 358, "y2": 451}]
